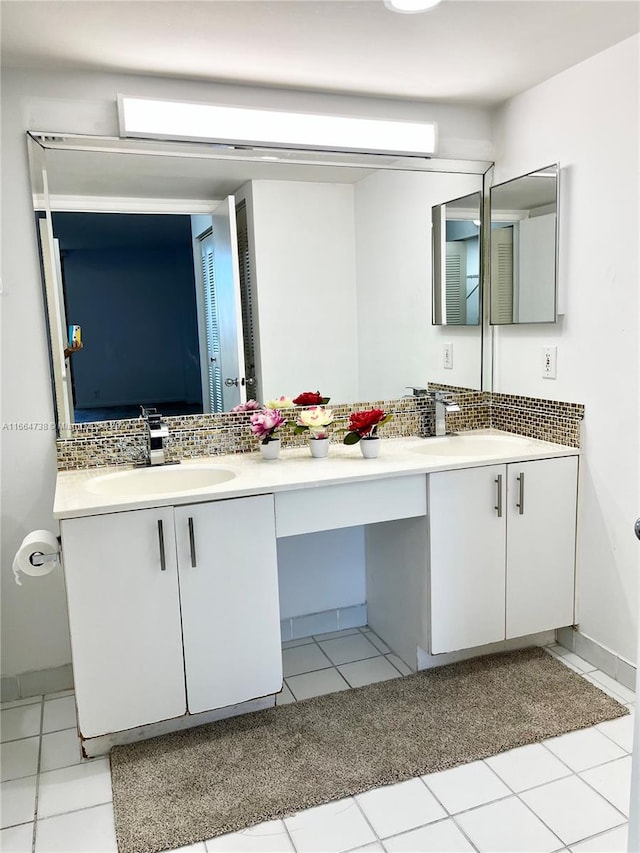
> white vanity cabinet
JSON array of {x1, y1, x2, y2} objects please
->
[
  {"x1": 429, "y1": 456, "x2": 577, "y2": 654},
  {"x1": 60, "y1": 494, "x2": 281, "y2": 739}
]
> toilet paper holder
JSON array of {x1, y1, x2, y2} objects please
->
[{"x1": 30, "y1": 549, "x2": 60, "y2": 567}]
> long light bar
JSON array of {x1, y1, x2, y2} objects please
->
[{"x1": 117, "y1": 96, "x2": 438, "y2": 158}]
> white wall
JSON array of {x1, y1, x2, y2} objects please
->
[
  {"x1": 247, "y1": 180, "x2": 358, "y2": 403},
  {"x1": 0, "y1": 67, "x2": 493, "y2": 680},
  {"x1": 492, "y1": 35, "x2": 640, "y2": 662},
  {"x1": 354, "y1": 170, "x2": 485, "y2": 397}
]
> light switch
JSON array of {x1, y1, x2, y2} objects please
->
[
  {"x1": 443, "y1": 343, "x2": 453, "y2": 369},
  {"x1": 542, "y1": 345, "x2": 557, "y2": 379}
]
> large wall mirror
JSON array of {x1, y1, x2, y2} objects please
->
[
  {"x1": 489, "y1": 164, "x2": 559, "y2": 325},
  {"x1": 432, "y1": 191, "x2": 481, "y2": 326},
  {"x1": 27, "y1": 133, "x2": 490, "y2": 434}
]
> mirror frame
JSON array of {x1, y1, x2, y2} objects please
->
[{"x1": 27, "y1": 131, "x2": 494, "y2": 436}]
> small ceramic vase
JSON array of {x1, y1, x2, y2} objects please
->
[
  {"x1": 359, "y1": 437, "x2": 381, "y2": 459},
  {"x1": 308, "y1": 437, "x2": 330, "y2": 458},
  {"x1": 259, "y1": 438, "x2": 281, "y2": 460}
]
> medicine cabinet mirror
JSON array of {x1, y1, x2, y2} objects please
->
[
  {"x1": 27, "y1": 132, "x2": 491, "y2": 434},
  {"x1": 489, "y1": 164, "x2": 559, "y2": 325},
  {"x1": 432, "y1": 191, "x2": 481, "y2": 326}
]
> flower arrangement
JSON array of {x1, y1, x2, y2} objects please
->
[
  {"x1": 231, "y1": 399, "x2": 261, "y2": 413},
  {"x1": 293, "y1": 406, "x2": 334, "y2": 440},
  {"x1": 249, "y1": 407, "x2": 286, "y2": 444},
  {"x1": 293, "y1": 391, "x2": 330, "y2": 406},
  {"x1": 343, "y1": 409, "x2": 392, "y2": 445},
  {"x1": 265, "y1": 396, "x2": 295, "y2": 409}
]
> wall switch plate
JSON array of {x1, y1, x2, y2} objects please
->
[
  {"x1": 542, "y1": 345, "x2": 557, "y2": 379},
  {"x1": 443, "y1": 342, "x2": 453, "y2": 369}
]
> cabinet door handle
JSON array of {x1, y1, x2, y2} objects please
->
[
  {"x1": 157, "y1": 519, "x2": 166, "y2": 571},
  {"x1": 494, "y1": 474, "x2": 503, "y2": 517},
  {"x1": 516, "y1": 472, "x2": 525, "y2": 515},
  {"x1": 188, "y1": 517, "x2": 197, "y2": 568}
]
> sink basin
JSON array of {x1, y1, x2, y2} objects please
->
[
  {"x1": 86, "y1": 465, "x2": 236, "y2": 497},
  {"x1": 412, "y1": 433, "x2": 534, "y2": 458}
]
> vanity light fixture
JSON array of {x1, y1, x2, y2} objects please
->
[
  {"x1": 384, "y1": 0, "x2": 443, "y2": 12},
  {"x1": 117, "y1": 96, "x2": 438, "y2": 158}
]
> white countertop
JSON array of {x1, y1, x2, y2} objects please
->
[{"x1": 53, "y1": 429, "x2": 580, "y2": 520}]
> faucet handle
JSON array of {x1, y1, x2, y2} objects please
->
[{"x1": 406, "y1": 386, "x2": 428, "y2": 396}]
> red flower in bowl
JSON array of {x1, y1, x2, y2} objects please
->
[
  {"x1": 344, "y1": 409, "x2": 392, "y2": 444},
  {"x1": 293, "y1": 391, "x2": 330, "y2": 406}
]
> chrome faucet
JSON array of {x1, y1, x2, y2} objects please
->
[
  {"x1": 140, "y1": 406, "x2": 169, "y2": 466},
  {"x1": 430, "y1": 392, "x2": 461, "y2": 437}
]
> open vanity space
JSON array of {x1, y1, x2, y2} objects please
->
[{"x1": 53, "y1": 430, "x2": 580, "y2": 756}]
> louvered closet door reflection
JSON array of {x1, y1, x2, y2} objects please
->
[{"x1": 491, "y1": 225, "x2": 514, "y2": 323}]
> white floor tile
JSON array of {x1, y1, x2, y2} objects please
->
[
  {"x1": 363, "y1": 633, "x2": 391, "y2": 654},
  {"x1": 0, "y1": 737, "x2": 40, "y2": 782},
  {"x1": 422, "y1": 760, "x2": 511, "y2": 814},
  {"x1": 383, "y1": 818, "x2": 475, "y2": 852},
  {"x1": 281, "y1": 637, "x2": 315, "y2": 650},
  {"x1": 42, "y1": 696, "x2": 77, "y2": 734},
  {"x1": 356, "y1": 778, "x2": 445, "y2": 838},
  {"x1": 35, "y1": 803, "x2": 117, "y2": 852},
  {"x1": 569, "y1": 824, "x2": 629, "y2": 852},
  {"x1": 0, "y1": 776, "x2": 37, "y2": 829},
  {"x1": 580, "y1": 756, "x2": 633, "y2": 816},
  {"x1": 345, "y1": 843, "x2": 384, "y2": 853},
  {"x1": 520, "y1": 775, "x2": 626, "y2": 846},
  {"x1": 275, "y1": 684, "x2": 296, "y2": 706},
  {"x1": 313, "y1": 629, "x2": 360, "y2": 641},
  {"x1": 282, "y1": 644, "x2": 332, "y2": 677},
  {"x1": 0, "y1": 822, "x2": 34, "y2": 852},
  {"x1": 284, "y1": 797, "x2": 376, "y2": 853},
  {"x1": 455, "y1": 795, "x2": 562, "y2": 852},
  {"x1": 586, "y1": 672, "x2": 635, "y2": 704},
  {"x1": 548, "y1": 649, "x2": 597, "y2": 673},
  {"x1": 45, "y1": 690, "x2": 75, "y2": 702},
  {"x1": 286, "y1": 668, "x2": 350, "y2": 701},
  {"x1": 338, "y1": 657, "x2": 400, "y2": 688},
  {"x1": 543, "y1": 728, "x2": 626, "y2": 772},
  {"x1": 1, "y1": 696, "x2": 41, "y2": 711},
  {"x1": 318, "y1": 634, "x2": 380, "y2": 666},
  {"x1": 166, "y1": 843, "x2": 207, "y2": 852},
  {"x1": 205, "y1": 818, "x2": 294, "y2": 851},
  {"x1": 385, "y1": 655, "x2": 412, "y2": 676},
  {"x1": 40, "y1": 728, "x2": 83, "y2": 773},
  {"x1": 485, "y1": 743, "x2": 572, "y2": 792},
  {"x1": 583, "y1": 673, "x2": 635, "y2": 705},
  {"x1": 37, "y1": 758, "x2": 112, "y2": 818},
  {"x1": 596, "y1": 711, "x2": 635, "y2": 753},
  {"x1": 1, "y1": 704, "x2": 42, "y2": 742}
]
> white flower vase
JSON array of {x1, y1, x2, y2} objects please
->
[
  {"x1": 308, "y1": 437, "x2": 329, "y2": 458},
  {"x1": 359, "y1": 437, "x2": 381, "y2": 459},
  {"x1": 259, "y1": 438, "x2": 281, "y2": 460}
]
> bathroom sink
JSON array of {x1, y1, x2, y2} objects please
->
[
  {"x1": 86, "y1": 465, "x2": 237, "y2": 497},
  {"x1": 412, "y1": 433, "x2": 535, "y2": 458}
]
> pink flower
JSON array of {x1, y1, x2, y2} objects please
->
[
  {"x1": 231, "y1": 399, "x2": 261, "y2": 413},
  {"x1": 249, "y1": 408, "x2": 286, "y2": 443}
]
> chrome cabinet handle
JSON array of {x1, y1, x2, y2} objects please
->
[
  {"x1": 188, "y1": 517, "x2": 197, "y2": 567},
  {"x1": 157, "y1": 519, "x2": 166, "y2": 571},
  {"x1": 516, "y1": 472, "x2": 525, "y2": 515},
  {"x1": 494, "y1": 474, "x2": 503, "y2": 517}
]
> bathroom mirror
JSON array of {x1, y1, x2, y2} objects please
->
[
  {"x1": 489, "y1": 164, "x2": 559, "y2": 324},
  {"x1": 432, "y1": 191, "x2": 481, "y2": 326},
  {"x1": 28, "y1": 133, "x2": 490, "y2": 432}
]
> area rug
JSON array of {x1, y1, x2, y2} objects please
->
[{"x1": 110, "y1": 646, "x2": 628, "y2": 853}]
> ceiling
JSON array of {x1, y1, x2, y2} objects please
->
[{"x1": 2, "y1": 0, "x2": 639, "y2": 107}]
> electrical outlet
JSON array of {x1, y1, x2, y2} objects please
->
[
  {"x1": 542, "y1": 345, "x2": 557, "y2": 379},
  {"x1": 443, "y1": 342, "x2": 453, "y2": 369}
]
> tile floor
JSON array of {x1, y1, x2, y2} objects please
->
[{"x1": 0, "y1": 628, "x2": 636, "y2": 853}]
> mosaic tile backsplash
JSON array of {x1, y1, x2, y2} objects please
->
[{"x1": 57, "y1": 388, "x2": 584, "y2": 470}]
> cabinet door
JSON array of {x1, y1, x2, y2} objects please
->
[
  {"x1": 429, "y1": 465, "x2": 506, "y2": 654},
  {"x1": 506, "y1": 456, "x2": 577, "y2": 638},
  {"x1": 60, "y1": 508, "x2": 186, "y2": 738},
  {"x1": 175, "y1": 494, "x2": 282, "y2": 714}
]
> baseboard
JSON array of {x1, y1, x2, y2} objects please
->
[
  {"x1": 416, "y1": 631, "x2": 556, "y2": 671},
  {"x1": 556, "y1": 627, "x2": 637, "y2": 692},
  {"x1": 280, "y1": 603, "x2": 367, "y2": 642},
  {"x1": 1, "y1": 664, "x2": 74, "y2": 703}
]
